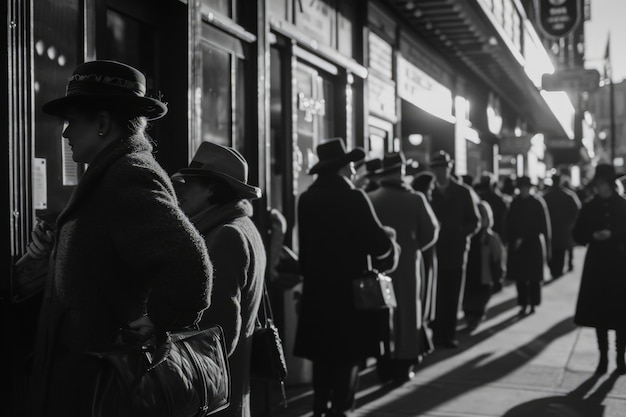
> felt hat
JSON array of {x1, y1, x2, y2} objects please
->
[
  {"x1": 378, "y1": 152, "x2": 408, "y2": 175},
  {"x1": 42, "y1": 60, "x2": 167, "y2": 120},
  {"x1": 429, "y1": 150, "x2": 454, "y2": 168},
  {"x1": 308, "y1": 138, "x2": 365, "y2": 175},
  {"x1": 172, "y1": 141, "x2": 262, "y2": 200},
  {"x1": 411, "y1": 171, "x2": 435, "y2": 193},
  {"x1": 592, "y1": 163, "x2": 618, "y2": 184},
  {"x1": 516, "y1": 176, "x2": 533, "y2": 188},
  {"x1": 364, "y1": 158, "x2": 383, "y2": 177}
]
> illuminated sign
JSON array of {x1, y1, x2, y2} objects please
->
[{"x1": 535, "y1": 0, "x2": 582, "y2": 39}]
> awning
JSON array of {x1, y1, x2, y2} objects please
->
[{"x1": 385, "y1": 0, "x2": 574, "y2": 139}]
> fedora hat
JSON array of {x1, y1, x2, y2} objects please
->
[
  {"x1": 42, "y1": 60, "x2": 167, "y2": 120},
  {"x1": 172, "y1": 141, "x2": 262, "y2": 200},
  {"x1": 429, "y1": 150, "x2": 453, "y2": 168},
  {"x1": 592, "y1": 163, "x2": 619, "y2": 184},
  {"x1": 364, "y1": 158, "x2": 383, "y2": 177},
  {"x1": 308, "y1": 138, "x2": 365, "y2": 175},
  {"x1": 377, "y1": 152, "x2": 407, "y2": 175}
]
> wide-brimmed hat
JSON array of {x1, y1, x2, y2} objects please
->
[
  {"x1": 42, "y1": 60, "x2": 167, "y2": 120},
  {"x1": 411, "y1": 171, "x2": 435, "y2": 193},
  {"x1": 308, "y1": 138, "x2": 365, "y2": 175},
  {"x1": 429, "y1": 150, "x2": 454, "y2": 168},
  {"x1": 364, "y1": 158, "x2": 383, "y2": 177},
  {"x1": 378, "y1": 152, "x2": 407, "y2": 175},
  {"x1": 172, "y1": 141, "x2": 262, "y2": 200},
  {"x1": 592, "y1": 163, "x2": 619, "y2": 184}
]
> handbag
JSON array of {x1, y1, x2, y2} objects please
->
[
  {"x1": 89, "y1": 325, "x2": 230, "y2": 417},
  {"x1": 352, "y1": 255, "x2": 397, "y2": 310},
  {"x1": 250, "y1": 282, "x2": 288, "y2": 403}
]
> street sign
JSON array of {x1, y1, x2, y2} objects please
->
[
  {"x1": 535, "y1": 0, "x2": 582, "y2": 39},
  {"x1": 542, "y1": 69, "x2": 600, "y2": 92}
]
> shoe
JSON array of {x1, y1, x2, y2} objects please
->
[
  {"x1": 518, "y1": 306, "x2": 527, "y2": 316},
  {"x1": 528, "y1": 306, "x2": 536, "y2": 314}
]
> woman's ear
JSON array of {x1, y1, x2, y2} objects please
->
[{"x1": 96, "y1": 111, "x2": 113, "y2": 138}]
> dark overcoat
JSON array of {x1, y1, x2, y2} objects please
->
[
  {"x1": 28, "y1": 136, "x2": 213, "y2": 417},
  {"x1": 368, "y1": 179, "x2": 439, "y2": 359},
  {"x1": 572, "y1": 192, "x2": 626, "y2": 330},
  {"x1": 542, "y1": 185, "x2": 581, "y2": 250},
  {"x1": 195, "y1": 199, "x2": 266, "y2": 417},
  {"x1": 294, "y1": 174, "x2": 398, "y2": 361},
  {"x1": 505, "y1": 194, "x2": 551, "y2": 283},
  {"x1": 430, "y1": 179, "x2": 481, "y2": 270}
]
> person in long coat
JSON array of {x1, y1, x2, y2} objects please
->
[
  {"x1": 505, "y1": 176, "x2": 551, "y2": 315},
  {"x1": 368, "y1": 152, "x2": 439, "y2": 383},
  {"x1": 27, "y1": 60, "x2": 213, "y2": 417},
  {"x1": 172, "y1": 141, "x2": 266, "y2": 417},
  {"x1": 542, "y1": 174, "x2": 581, "y2": 279},
  {"x1": 428, "y1": 151, "x2": 481, "y2": 348},
  {"x1": 294, "y1": 138, "x2": 399, "y2": 417},
  {"x1": 572, "y1": 163, "x2": 626, "y2": 375}
]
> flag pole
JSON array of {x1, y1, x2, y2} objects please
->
[{"x1": 606, "y1": 33, "x2": 616, "y2": 162}]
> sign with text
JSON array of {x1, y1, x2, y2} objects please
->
[
  {"x1": 542, "y1": 68, "x2": 600, "y2": 91},
  {"x1": 535, "y1": 0, "x2": 582, "y2": 39}
]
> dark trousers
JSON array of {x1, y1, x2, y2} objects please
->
[
  {"x1": 432, "y1": 268, "x2": 465, "y2": 343},
  {"x1": 596, "y1": 328, "x2": 626, "y2": 353},
  {"x1": 515, "y1": 279, "x2": 541, "y2": 307},
  {"x1": 548, "y1": 247, "x2": 566, "y2": 278},
  {"x1": 312, "y1": 359, "x2": 359, "y2": 414},
  {"x1": 566, "y1": 247, "x2": 574, "y2": 270}
]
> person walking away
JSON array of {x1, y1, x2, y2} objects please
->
[
  {"x1": 411, "y1": 171, "x2": 439, "y2": 349},
  {"x1": 368, "y1": 152, "x2": 439, "y2": 383},
  {"x1": 542, "y1": 174, "x2": 581, "y2": 279},
  {"x1": 172, "y1": 141, "x2": 266, "y2": 417},
  {"x1": 462, "y1": 201, "x2": 505, "y2": 330},
  {"x1": 27, "y1": 60, "x2": 213, "y2": 417},
  {"x1": 353, "y1": 157, "x2": 382, "y2": 192},
  {"x1": 294, "y1": 138, "x2": 399, "y2": 417},
  {"x1": 428, "y1": 151, "x2": 481, "y2": 349},
  {"x1": 572, "y1": 163, "x2": 626, "y2": 375},
  {"x1": 505, "y1": 176, "x2": 551, "y2": 316}
]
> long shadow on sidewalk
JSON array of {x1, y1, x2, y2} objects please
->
[{"x1": 356, "y1": 317, "x2": 577, "y2": 416}]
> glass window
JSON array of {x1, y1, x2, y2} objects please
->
[{"x1": 200, "y1": 43, "x2": 232, "y2": 147}]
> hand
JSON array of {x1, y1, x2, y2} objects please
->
[
  {"x1": 513, "y1": 238, "x2": 523, "y2": 250},
  {"x1": 126, "y1": 315, "x2": 156, "y2": 344},
  {"x1": 592, "y1": 229, "x2": 612, "y2": 241},
  {"x1": 26, "y1": 220, "x2": 54, "y2": 260}
]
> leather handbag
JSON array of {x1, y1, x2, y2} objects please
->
[
  {"x1": 89, "y1": 325, "x2": 230, "y2": 417},
  {"x1": 250, "y1": 283, "x2": 288, "y2": 403},
  {"x1": 352, "y1": 255, "x2": 397, "y2": 310}
]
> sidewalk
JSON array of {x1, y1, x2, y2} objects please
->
[{"x1": 262, "y1": 246, "x2": 626, "y2": 417}]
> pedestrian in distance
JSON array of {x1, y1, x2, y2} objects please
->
[
  {"x1": 572, "y1": 163, "x2": 626, "y2": 375},
  {"x1": 171, "y1": 141, "x2": 266, "y2": 417},
  {"x1": 505, "y1": 176, "x2": 551, "y2": 316},
  {"x1": 368, "y1": 151, "x2": 440, "y2": 384},
  {"x1": 353, "y1": 157, "x2": 383, "y2": 192},
  {"x1": 462, "y1": 201, "x2": 505, "y2": 331},
  {"x1": 294, "y1": 138, "x2": 399, "y2": 417},
  {"x1": 27, "y1": 60, "x2": 213, "y2": 417},
  {"x1": 542, "y1": 173, "x2": 581, "y2": 280},
  {"x1": 428, "y1": 151, "x2": 481, "y2": 349}
]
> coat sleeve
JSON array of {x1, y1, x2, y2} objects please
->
[
  {"x1": 462, "y1": 185, "x2": 482, "y2": 238},
  {"x1": 108, "y1": 164, "x2": 212, "y2": 331},
  {"x1": 415, "y1": 191, "x2": 440, "y2": 251},
  {"x1": 200, "y1": 226, "x2": 248, "y2": 356}
]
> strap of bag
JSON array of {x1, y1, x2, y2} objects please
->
[{"x1": 257, "y1": 280, "x2": 274, "y2": 326}]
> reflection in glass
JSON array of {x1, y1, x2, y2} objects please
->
[{"x1": 201, "y1": 44, "x2": 231, "y2": 147}]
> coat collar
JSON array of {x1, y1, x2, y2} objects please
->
[
  {"x1": 190, "y1": 199, "x2": 253, "y2": 235},
  {"x1": 56, "y1": 135, "x2": 153, "y2": 226},
  {"x1": 310, "y1": 174, "x2": 354, "y2": 190}
]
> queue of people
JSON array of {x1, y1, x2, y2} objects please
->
[{"x1": 18, "y1": 58, "x2": 626, "y2": 417}]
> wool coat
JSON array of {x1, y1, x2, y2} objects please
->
[
  {"x1": 505, "y1": 194, "x2": 551, "y2": 283},
  {"x1": 294, "y1": 174, "x2": 399, "y2": 361},
  {"x1": 542, "y1": 185, "x2": 581, "y2": 250},
  {"x1": 28, "y1": 136, "x2": 213, "y2": 417},
  {"x1": 368, "y1": 178, "x2": 439, "y2": 359},
  {"x1": 194, "y1": 199, "x2": 266, "y2": 417},
  {"x1": 572, "y1": 191, "x2": 626, "y2": 330}
]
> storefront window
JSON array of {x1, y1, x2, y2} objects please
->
[{"x1": 201, "y1": 43, "x2": 232, "y2": 147}]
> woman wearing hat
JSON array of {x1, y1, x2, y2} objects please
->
[
  {"x1": 27, "y1": 60, "x2": 214, "y2": 416},
  {"x1": 172, "y1": 141, "x2": 266, "y2": 417},
  {"x1": 572, "y1": 163, "x2": 626, "y2": 375},
  {"x1": 294, "y1": 138, "x2": 399, "y2": 417}
]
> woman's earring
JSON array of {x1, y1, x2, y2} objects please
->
[{"x1": 98, "y1": 131, "x2": 103, "y2": 136}]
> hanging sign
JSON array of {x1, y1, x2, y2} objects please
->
[{"x1": 535, "y1": 0, "x2": 582, "y2": 39}]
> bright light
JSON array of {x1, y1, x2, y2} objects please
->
[
  {"x1": 598, "y1": 131, "x2": 607, "y2": 140},
  {"x1": 540, "y1": 91, "x2": 575, "y2": 139},
  {"x1": 408, "y1": 134, "x2": 423, "y2": 146}
]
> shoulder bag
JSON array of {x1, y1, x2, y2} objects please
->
[
  {"x1": 89, "y1": 324, "x2": 230, "y2": 417},
  {"x1": 352, "y1": 255, "x2": 397, "y2": 310}
]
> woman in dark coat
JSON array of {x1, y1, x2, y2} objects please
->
[
  {"x1": 172, "y1": 141, "x2": 266, "y2": 417},
  {"x1": 572, "y1": 163, "x2": 626, "y2": 375},
  {"x1": 27, "y1": 61, "x2": 213, "y2": 417},
  {"x1": 505, "y1": 176, "x2": 551, "y2": 315},
  {"x1": 294, "y1": 138, "x2": 399, "y2": 417}
]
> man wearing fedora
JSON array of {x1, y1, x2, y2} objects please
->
[
  {"x1": 505, "y1": 176, "x2": 551, "y2": 316},
  {"x1": 428, "y1": 150, "x2": 481, "y2": 348},
  {"x1": 572, "y1": 163, "x2": 626, "y2": 375},
  {"x1": 294, "y1": 138, "x2": 399, "y2": 417},
  {"x1": 172, "y1": 141, "x2": 266, "y2": 417},
  {"x1": 368, "y1": 151, "x2": 440, "y2": 383},
  {"x1": 28, "y1": 60, "x2": 213, "y2": 416}
]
